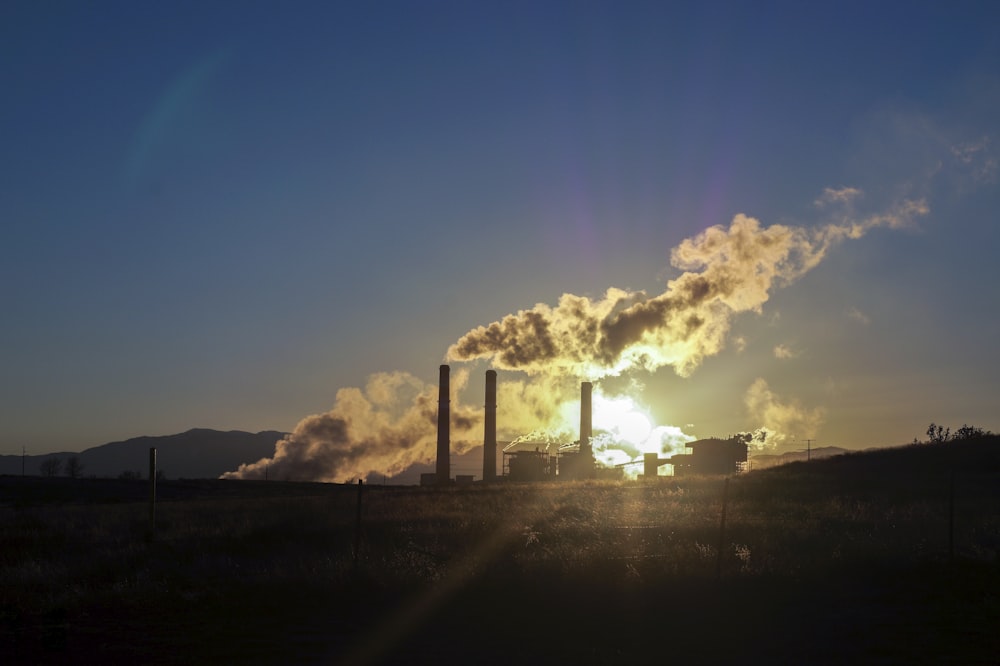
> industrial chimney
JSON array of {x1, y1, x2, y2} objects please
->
[
  {"x1": 436, "y1": 365, "x2": 450, "y2": 485},
  {"x1": 483, "y1": 370, "x2": 497, "y2": 482},
  {"x1": 580, "y1": 381, "x2": 593, "y2": 470}
]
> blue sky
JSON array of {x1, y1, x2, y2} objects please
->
[{"x1": 2, "y1": 2, "x2": 998, "y2": 475}]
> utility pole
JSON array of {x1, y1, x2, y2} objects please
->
[
  {"x1": 793, "y1": 438, "x2": 816, "y2": 461},
  {"x1": 22, "y1": 446, "x2": 25, "y2": 477}
]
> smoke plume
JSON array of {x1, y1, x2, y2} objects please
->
[
  {"x1": 447, "y1": 198, "x2": 926, "y2": 379},
  {"x1": 222, "y1": 370, "x2": 482, "y2": 482},
  {"x1": 744, "y1": 378, "x2": 825, "y2": 447}
]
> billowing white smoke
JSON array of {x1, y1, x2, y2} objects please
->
[
  {"x1": 446, "y1": 195, "x2": 927, "y2": 378},
  {"x1": 224, "y1": 190, "x2": 926, "y2": 482},
  {"x1": 222, "y1": 370, "x2": 482, "y2": 482}
]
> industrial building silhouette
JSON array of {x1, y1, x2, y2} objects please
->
[{"x1": 427, "y1": 365, "x2": 747, "y2": 484}]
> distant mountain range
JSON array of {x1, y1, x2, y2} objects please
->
[{"x1": 0, "y1": 429, "x2": 286, "y2": 480}]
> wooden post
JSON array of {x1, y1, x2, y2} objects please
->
[
  {"x1": 148, "y1": 447, "x2": 157, "y2": 538},
  {"x1": 353, "y1": 479, "x2": 363, "y2": 571},
  {"x1": 948, "y1": 471, "x2": 955, "y2": 562},
  {"x1": 716, "y1": 477, "x2": 730, "y2": 580}
]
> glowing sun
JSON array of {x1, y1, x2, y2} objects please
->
[{"x1": 593, "y1": 394, "x2": 653, "y2": 447}]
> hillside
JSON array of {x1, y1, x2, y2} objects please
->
[
  {"x1": 758, "y1": 434, "x2": 1000, "y2": 481},
  {"x1": 0, "y1": 429, "x2": 285, "y2": 480}
]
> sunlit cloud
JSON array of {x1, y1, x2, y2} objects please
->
[
  {"x1": 815, "y1": 188, "x2": 929, "y2": 237},
  {"x1": 858, "y1": 197, "x2": 929, "y2": 231},
  {"x1": 814, "y1": 186, "x2": 863, "y2": 207},
  {"x1": 951, "y1": 136, "x2": 997, "y2": 183},
  {"x1": 846, "y1": 306, "x2": 871, "y2": 325},
  {"x1": 823, "y1": 377, "x2": 845, "y2": 397},
  {"x1": 773, "y1": 344, "x2": 799, "y2": 360},
  {"x1": 744, "y1": 378, "x2": 825, "y2": 445}
]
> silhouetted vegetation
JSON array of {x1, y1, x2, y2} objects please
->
[
  {"x1": 924, "y1": 422, "x2": 992, "y2": 444},
  {"x1": 2, "y1": 436, "x2": 998, "y2": 663},
  {"x1": 64, "y1": 456, "x2": 83, "y2": 479},
  {"x1": 38, "y1": 457, "x2": 61, "y2": 477}
]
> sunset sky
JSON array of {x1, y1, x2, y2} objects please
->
[{"x1": 3, "y1": 2, "x2": 998, "y2": 473}]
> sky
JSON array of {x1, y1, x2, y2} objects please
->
[{"x1": 2, "y1": 1, "x2": 999, "y2": 479}]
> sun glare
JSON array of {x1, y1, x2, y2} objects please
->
[
  {"x1": 551, "y1": 387, "x2": 694, "y2": 477},
  {"x1": 593, "y1": 394, "x2": 653, "y2": 448}
]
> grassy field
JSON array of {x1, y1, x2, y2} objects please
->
[{"x1": 2, "y1": 437, "x2": 999, "y2": 664}]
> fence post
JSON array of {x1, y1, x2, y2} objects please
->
[
  {"x1": 353, "y1": 479, "x2": 364, "y2": 572},
  {"x1": 148, "y1": 447, "x2": 157, "y2": 539},
  {"x1": 948, "y1": 471, "x2": 955, "y2": 562},
  {"x1": 716, "y1": 477, "x2": 729, "y2": 581}
]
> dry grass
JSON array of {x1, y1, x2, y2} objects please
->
[{"x1": 2, "y1": 437, "x2": 999, "y2": 664}]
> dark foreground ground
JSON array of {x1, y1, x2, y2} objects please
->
[
  {"x1": 8, "y1": 560, "x2": 998, "y2": 665},
  {"x1": 3, "y1": 438, "x2": 999, "y2": 664}
]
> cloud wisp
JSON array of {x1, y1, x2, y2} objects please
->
[{"x1": 773, "y1": 344, "x2": 799, "y2": 360}]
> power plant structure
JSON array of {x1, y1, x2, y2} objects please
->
[
  {"x1": 502, "y1": 379, "x2": 599, "y2": 482},
  {"x1": 431, "y1": 365, "x2": 747, "y2": 484},
  {"x1": 642, "y1": 437, "x2": 749, "y2": 477}
]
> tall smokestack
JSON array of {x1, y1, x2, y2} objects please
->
[
  {"x1": 580, "y1": 381, "x2": 593, "y2": 469},
  {"x1": 436, "y1": 365, "x2": 450, "y2": 485},
  {"x1": 483, "y1": 370, "x2": 497, "y2": 482}
]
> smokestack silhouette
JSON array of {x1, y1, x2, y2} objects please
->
[
  {"x1": 483, "y1": 370, "x2": 497, "y2": 482},
  {"x1": 580, "y1": 381, "x2": 593, "y2": 471},
  {"x1": 437, "y1": 365, "x2": 450, "y2": 484}
]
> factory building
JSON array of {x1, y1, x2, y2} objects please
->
[
  {"x1": 504, "y1": 447, "x2": 551, "y2": 482},
  {"x1": 666, "y1": 437, "x2": 749, "y2": 476},
  {"x1": 432, "y1": 366, "x2": 745, "y2": 484}
]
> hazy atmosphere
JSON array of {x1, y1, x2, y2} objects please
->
[{"x1": 3, "y1": 2, "x2": 998, "y2": 475}]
